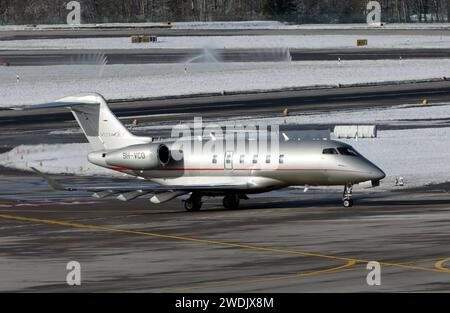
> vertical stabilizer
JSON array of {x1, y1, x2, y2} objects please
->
[{"x1": 54, "y1": 93, "x2": 151, "y2": 150}]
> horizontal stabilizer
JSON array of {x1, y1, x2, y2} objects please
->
[
  {"x1": 31, "y1": 167, "x2": 70, "y2": 191},
  {"x1": 12, "y1": 101, "x2": 99, "y2": 111}
]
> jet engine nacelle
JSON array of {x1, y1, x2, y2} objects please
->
[{"x1": 103, "y1": 143, "x2": 171, "y2": 170}]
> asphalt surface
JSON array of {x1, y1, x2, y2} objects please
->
[
  {"x1": 0, "y1": 171, "x2": 449, "y2": 292},
  {"x1": 1, "y1": 48, "x2": 450, "y2": 65}
]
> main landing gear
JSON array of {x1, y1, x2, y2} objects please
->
[
  {"x1": 222, "y1": 194, "x2": 240, "y2": 209},
  {"x1": 342, "y1": 183, "x2": 353, "y2": 207},
  {"x1": 184, "y1": 193, "x2": 242, "y2": 212},
  {"x1": 184, "y1": 193, "x2": 202, "y2": 212}
]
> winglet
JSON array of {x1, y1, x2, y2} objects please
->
[{"x1": 31, "y1": 167, "x2": 67, "y2": 191}]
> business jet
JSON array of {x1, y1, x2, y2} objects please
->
[{"x1": 19, "y1": 93, "x2": 385, "y2": 211}]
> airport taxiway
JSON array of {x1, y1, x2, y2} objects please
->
[
  {"x1": 3, "y1": 80, "x2": 450, "y2": 129},
  {"x1": 0, "y1": 171, "x2": 449, "y2": 292},
  {"x1": 2, "y1": 48, "x2": 450, "y2": 66}
]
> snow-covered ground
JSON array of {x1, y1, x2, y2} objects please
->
[
  {"x1": 2, "y1": 34, "x2": 450, "y2": 50},
  {"x1": 234, "y1": 103, "x2": 450, "y2": 126},
  {"x1": 173, "y1": 21, "x2": 450, "y2": 30},
  {"x1": 2, "y1": 59, "x2": 450, "y2": 107},
  {"x1": 341, "y1": 127, "x2": 450, "y2": 188},
  {"x1": 0, "y1": 144, "x2": 114, "y2": 176}
]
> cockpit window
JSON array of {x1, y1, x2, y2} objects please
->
[
  {"x1": 323, "y1": 148, "x2": 338, "y2": 155},
  {"x1": 337, "y1": 147, "x2": 359, "y2": 156}
]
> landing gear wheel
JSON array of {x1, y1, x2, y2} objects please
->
[
  {"x1": 184, "y1": 194, "x2": 202, "y2": 212},
  {"x1": 343, "y1": 198, "x2": 353, "y2": 208},
  {"x1": 222, "y1": 194, "x2": 240, "y2": 209},
  {"x1": 342, "y1": 183, "x2": 354, "y2": 208}
]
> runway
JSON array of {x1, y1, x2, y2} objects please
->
[
  {"x1": 1, "y1": 48, "x2": 450, "y2": 66},
  {"x1": 2, "y1": 80, "x2": 450, "y2": 130},
  {"x1": 0, "y1": 170, "x2": 449, "y2": 292}
]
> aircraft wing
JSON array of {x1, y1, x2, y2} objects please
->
[{"x1": 31, "y1": 167, "x2": 248, "y2": 202}]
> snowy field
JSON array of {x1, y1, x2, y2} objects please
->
[
  {"x1": 3, "y1": 34, "x2": 450, "y2": 50},
  {"x1": 341, "y1": 127, "x2": 450, "y2": 188},
  {"x1": 0, "y1": 144, "x2": 112, "y2": 176},
  {"x1": 2, "y1": 58, "x2": 450, "y2": 107}
]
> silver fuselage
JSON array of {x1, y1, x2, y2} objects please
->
[{"x1": 97, "y1": 139, "x2": 385, "y2": 194}]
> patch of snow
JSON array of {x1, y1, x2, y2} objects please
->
[
  {"x1": 0, "y1": 144, "x2": 118, "y2": 176},
  {"x1": 340, "y1": 127, "x2": 450, "y2": 188},
  {"x1": 2, "y1": 35, "x2": 450, "y2": 50},
  {"x1": 243, "y1": 103, "x2": 450, "y2": 126}
]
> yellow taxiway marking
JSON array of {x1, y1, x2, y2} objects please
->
[
  {"x1": 435, "y1": 258, "x2": 450, "y2": 273},
  {"x1": 0, "y1": 213, "x2": 449, "y2": 275},
  {"x1": 156, "y1": 260, "x2": 357, "y2": 292},
  {"x1": 157, "y1": 257, "x2": 447, "y2": 292}
]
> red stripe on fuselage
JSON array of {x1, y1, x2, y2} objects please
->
[
  {"x1": 110, "y1": 167, "x2": 130, "y2": 171},
  {"x1": 109, "y1": 167, "x2": 365, "y2": 173},
  {"x1": 152, "y1": 168, "x2": 364, "y2": 173}
]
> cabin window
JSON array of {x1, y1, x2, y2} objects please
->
[
  {"x1": 239, "y1": 155, "x2": 245, "y2": 164},
  {"x1": 226, "y1": 154, "x2": 232, "y2": 164},
  {"x1": 279, "y1": 154, "x2": 285, "y2": 164},
  {"x1": 322, "y1": 148, "x2": 338, "y2": 155},
  {"x1": 252, "y1": 155, "x2": 258, "y2": 164},
  {"x1": 265, "y1": 155, "x2": 271, "y2": 164},
  {"x1": 212, "y1": 154, "x2": 218, "y2": 164},
  {"x1": 337, "y1": 147, "x2": 359, "y2": 156}
]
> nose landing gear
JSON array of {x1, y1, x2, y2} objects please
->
[{"x1": 342, "y1": 183, "x2": 353, "y2": 207}]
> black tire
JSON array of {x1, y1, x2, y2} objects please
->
[
  {"x1": 184, "y1": 199, "x2": 201, "y2": 212},
  {"x1": 343, "y1": 198, "x2": 353, "y2": 208},
  {"x1": 223, "y1": 195, "x2": 240, "y2": 209}
]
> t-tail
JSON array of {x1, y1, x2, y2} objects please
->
[{"x1": 15, "y1": 93, "x2": 151, "y2": 150}]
